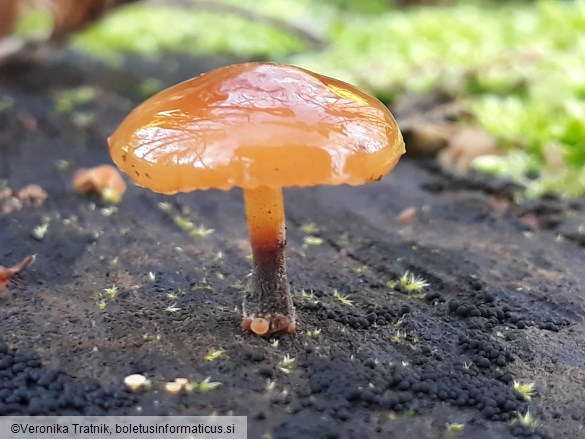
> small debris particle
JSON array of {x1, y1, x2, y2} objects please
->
[
  {"x1": 395, "y1": 206, "x2": 417, "y2": 224},
  {"x1": 165, "y1": 381, "x2": 183, "y2": 394},
  {"x1": 124, "y1": 374, "x2": 151, "y2": 392}
]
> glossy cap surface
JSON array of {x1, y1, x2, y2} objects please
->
[{"x1": 108, "y1": 62, "x2": 405, "y2": 193}]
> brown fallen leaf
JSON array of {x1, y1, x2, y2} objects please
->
[{"x1": 0, "y1": 255, "x2": 36, "y2": 295}]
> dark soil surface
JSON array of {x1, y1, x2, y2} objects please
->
[{"x1": 1, "y1": 51, "x2": 584, "y2": 439}]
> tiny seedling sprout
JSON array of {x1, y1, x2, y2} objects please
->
[
  {"x1": 307, "y1": 328, "x2": 322, "y2": 338},
  {"x1": 445, "y1": 423, "x2": 465, "y2": 433},
  {"x1": 303, "y1": 236, "x2": 323, "y2": 246},
  {"x1": 333, "y1": 290, "x2": 353, "y2": 306},
  {"x1": 398, "y1": 270, "x2": 430, "y2": 292},
  {"x1": 391, "y1": 330, "x2": 407, "y2": 344},
  {"x1": 515, "y1": 411, "x2": 540, "y2": 428},
  {"x1": 192, "y1": 377, "x2": 222, "y2": 392},
  {"x1": 204, "y1": 350, "x2": 225, "y2": 361},
  {"x1": 278, "y1": 354, "x2": 295, "y2": 374},
  {"x1": 513, "y1": 381, "x2": 535, "y2": 400},
  {"x1": 165, "y1": 303, "x2": 181, "y2": 313}
]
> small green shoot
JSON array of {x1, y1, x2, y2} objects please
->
[
  {"x1": 96, "y1": 285, "x2": 120, "y2": 310},
  {"x1": 55, "y1": 159, "x2": 71, "y2": 171},
  {"x1": 189, "y1": 225, "x2": 215, "y2": 237},
  {"x1": 173, "y1": 215, "x2": 195, "y2": 231},
  {"x1": 104, "y1": 285, "x2": 119, "y2": 300},
  {"x1": 204, "y1": 350, "x2": 225, "y2": 361},
  {"x1": 300, "y1": 289, "x2": 315, "y2": 300},
  {"x1": 303, "y1": 235, "x2": 323, "y2": 246},
  {"x1": 32, "y1": 222, "x2": 49, "y2": 241},
  {"x1": 165, "y1": 303, "x2": 181, "y2": 313},
  {"x1": 515, "y1": 411, "x2": 540, "y2": 429},
  {"x1": 100, "y1": 206, "x2": 118, "y2": 217},
  {"x1": 445, "y1": 423, "x2": 465, "y2": 434},
  {"x1": 398, "y1": 270, "x2": 430, "y2": 292},
  {"x1": 158, "y1": 202, "x2": 172, "y2": 212},
  {"x1": 300, "y1": 222, "x2": 319, "y2": 234},
  {"x1": 307, "y1": 328, "x2": 322, "y2": 338},
  {"x1": 166, "y1": 291, "x2": 179, "y2": 301},
  {"x1": 391, "y1": 330, "x2": 407, "y2": 344},
  {"x1": 338, "y1": 233, "x2": 350, "y2": 245},
  {"x1": 513, "y1": 381, "x2": 535, "y2": 400},
  {"x1": 278, "y1": 354, "x2": 295, "y2": 374},
  {"x1": 265, "y1": 380, "x2": 276, "y2": 392},
  {"x1": 333, "y1": 290, "x2": 353, "y2": 306},
  {"x1": 52, "y1": 86, "x2": 96, "y2": 113},
  {"x1": 189, "y1": 377, "x2": 222, "y2": 392}
]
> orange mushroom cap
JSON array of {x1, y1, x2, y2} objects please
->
[{"x1": 108, "y1": 62, "x2": 405, "y2": 194}]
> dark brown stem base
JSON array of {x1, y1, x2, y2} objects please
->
[{"x1": 242, "y1": 241, "x2": 295, "y2": 337}]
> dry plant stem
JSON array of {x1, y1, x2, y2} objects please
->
[{"x1": 242, "y1": 186, "x2": 295, "y2": 336}]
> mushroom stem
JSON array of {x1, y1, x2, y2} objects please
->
[{"x1": 242, "y1": 186, "x2": 295, "y2": 336}]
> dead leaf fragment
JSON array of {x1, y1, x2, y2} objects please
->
[
  {"x1": 395, "y1": 206, "x2": 417, "y2": 224},
  {"x1": 0, "y1": 255, "x2": 36, "y2": 295}
]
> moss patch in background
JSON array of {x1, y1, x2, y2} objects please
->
[{"x1": 48, "y1": 0, "x2": 585, "y2": 197}]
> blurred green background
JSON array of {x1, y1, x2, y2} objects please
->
[{"x1": 16, "y1": 0, "x2": 585, "y2": 197}]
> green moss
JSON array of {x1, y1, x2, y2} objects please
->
[
  {"x1": 292, "y1": 1, "x2": 585, "y2": 196},
  {"x1": 14, "y1": 6, "x2": 53, "y2": 37},
  {"x1": 68, "y1": 0, "x2": 585, "y2": 196},
  {"x1": 73, "y1": 5, "x2": 307, "y2": 63},
  {"x1": 52, "y1": 86, "x2": 97, "y2": 113}
]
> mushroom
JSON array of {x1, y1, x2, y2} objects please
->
[
  {"x1": 108, "y1": 62, "x2": 405, "y2": 337},
  {"x1": 72, "y1": 164, "x2": 126, "y2": 203}
]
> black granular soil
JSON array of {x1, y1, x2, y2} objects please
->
[
  {"x1": 0, "y1": 51, "x2": 584, "y2": 439},
  {"x1": 0, "y1": 341, "x2": 135, "y2": 416}
]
